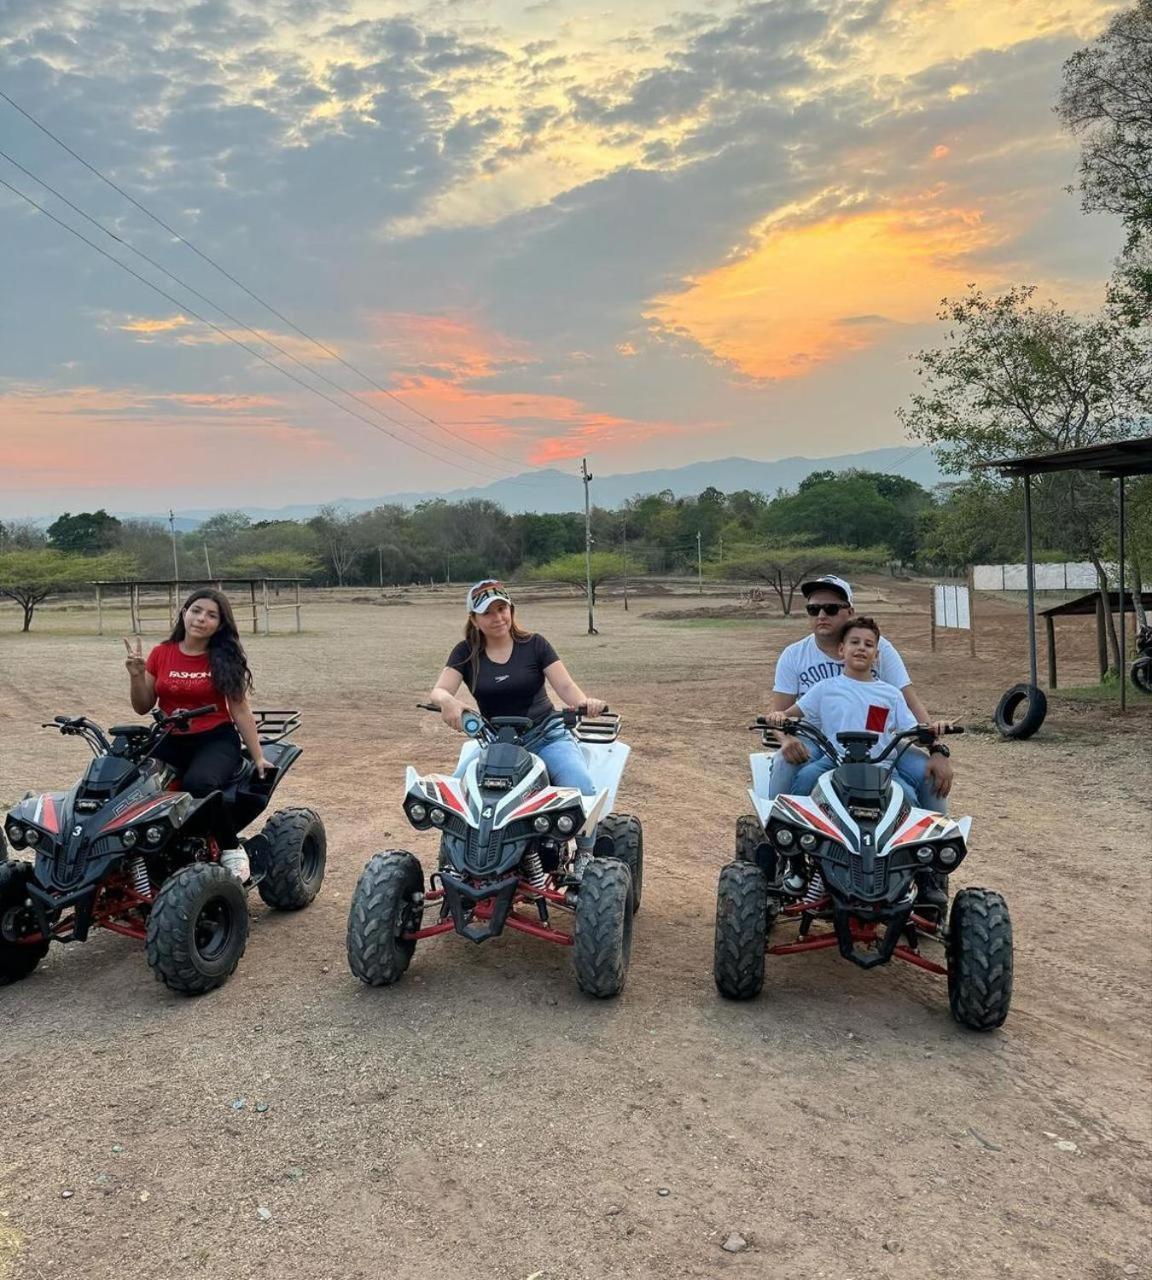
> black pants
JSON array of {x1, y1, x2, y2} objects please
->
[{"x1": 151, "y1": 723, "x2": 243, "y2": 797}]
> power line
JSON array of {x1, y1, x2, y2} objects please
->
[
  {"x1": 0, "y1": 173, "x2": 529, "y2": 484},
  {"x1": 0, "y1": 145, "x2": 527, "y2": 484},
  {"x1": 0, "y1": 88, "x2": 546, "y2": 477}
]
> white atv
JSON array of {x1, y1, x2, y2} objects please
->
[
  {"x1": 346, "y1": 706, "x2": 641, "y2": 998},
  {"x1": 716, "y1": 716, "x2": 1012, "y2": 1031}
]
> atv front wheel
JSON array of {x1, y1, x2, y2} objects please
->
[
  {"x1": 596, "y1": 813, "x2": 644, "y2": 912},
  {"x1": 0, "y1": 860, "x2": 49, "y2": 986},
  {"x1": 146, "y1": 864, "x2": 249, "y2": 996},
  {"x1": 255, "y1": 807, "x2": 326, "y2": 911},
  {"x1": 947, "y1": 888, "x2": 1013, "y2": 1031},
  {"x1": 1132, "y1": 656, "x2": 1152, "y2": 695},
  {"x1": 735, "y1": 814, "x2": 762, "y2": 863},
  {"x1": 714, "y1": 861, "x2": 768, "y2": 1000},
  {"x1": 346, "y1": 852, "x2": 424, "y2": 987},
  {"x1": 573, "y1": 858, "x2": 633, "y2": 998}
]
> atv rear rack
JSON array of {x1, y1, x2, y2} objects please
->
[
  {"x1": 573, "y1": 713, "x2": 621, "y2": 744},
  {"x1": 253, "y1": 709, "x2": 301, "y2": 743}
]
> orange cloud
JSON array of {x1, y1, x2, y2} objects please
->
[
  {"x1": 647, "y1": 199, "x2": 1000, "y2": 380},
  {"x1": 367, "y1": 311, "x2": 535, "y2": 382},
  {"x1": 114, "y1": 314, "x2": 341, "y2": 363}
]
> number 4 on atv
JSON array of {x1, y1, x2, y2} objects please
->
[
  {"x1": 715, "y1": 717, "x2": 1013, "y2": 1031},
  {"x1": 347, "y1": 705, "x2": 641, "y2": 998},
  {"x1": 1, "y1": 706, "x2": 325, "y2": 996}
]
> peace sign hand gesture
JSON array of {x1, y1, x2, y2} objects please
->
[{"x1": 123, "y1": 636, "x2": 146, "y2": 678}]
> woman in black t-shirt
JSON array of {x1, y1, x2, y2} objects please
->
[{"x1": 427, "y1": 579, "x2": 607, "y2": 872}]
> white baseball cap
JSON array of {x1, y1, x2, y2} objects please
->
[
  {"x1": 466, "y1": 579, "x2": 512, "y2": 614},
  {"x1": 799, "y1": 574, "x2": 853, "y2": 604}
]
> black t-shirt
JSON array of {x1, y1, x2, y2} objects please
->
[{"x1": 446, "y1": 633, "x2": 560, "y2": 724}]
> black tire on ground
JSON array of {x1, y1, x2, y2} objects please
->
[
  {"x1": 255, "y1": 807, "x2": 326, "y2": 911},
  {"x1": 714, "y1": 861, "x2": 768, "y2": 1000},
  {"x1": 346, "y1": 851, "x2": 424, "y2": 987},
  {"x1": 596, "y1": 812, "x2": 644, "y2": 913},
  {"x1": 735, "y1": 814, "x2": 761, "y2": 862},
  {"x1": 572, "y1": 858, "x2": 633, "y2": 999},
  {"x1": 145, "y1": 864, "x2": 249, "y2": 996},
  {"x1": 994, "y1": 683, "x2": 1048, "y2": 740},
  {"x1": 1131, "y1": 657, "x2": 1152, "y2": 695},
  {"x1": 947, "y1": 887, "x2": 1013, "y2": 1031},
  {"x1": 0, "y1": 859, "x2": 50, "y2": 986}
]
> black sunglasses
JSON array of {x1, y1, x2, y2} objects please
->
[{"x1": 806, "y1": 602, "x2": 848, "y2": 617}]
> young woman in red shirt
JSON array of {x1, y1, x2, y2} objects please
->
[
  {"x1": 427, "y1": 579, "x2": 608, "y2": 878},
  {"x1": 123, "y1": 588, "x2": 271, "y2": 880}
]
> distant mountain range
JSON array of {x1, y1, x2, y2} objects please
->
[{"x1": 128, "y1": 445, "x2": 954, "y2": 529}]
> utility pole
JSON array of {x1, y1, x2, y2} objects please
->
[
  {"x1": 203, "y1": 542, "x2": 213, "y2": 578},
  {"x1": 621, "y1": 509, "x2": 629, "y2": 612},
  {"x1": 169, "y1": 510, "x2": 180, "y2": 596},
  {"x1": 378, "y1": 546, "x2": 384, "y2": 594},
  {"x1": 581, "y1": 457, "x2": 596, "y2": 634},
  {"x1": 697, "y1": 530, "x2": 703, "y2": 594},
  {"x1": 719, "y1": 533, "x2": 724, "y2": 564}
]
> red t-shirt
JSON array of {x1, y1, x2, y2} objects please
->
[{"x1": 145, "y1": 642, "x2": 232, "y2": 733}]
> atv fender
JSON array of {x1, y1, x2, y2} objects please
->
[
  {"x1": 748, "y1": 750, "x2": 777, "y2": 827},
  {"x1": 578, "y1": 740, "x2": 630, "y2": 816}
]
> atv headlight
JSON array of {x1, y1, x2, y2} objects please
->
[
  {"x1": 774, "y1": 826, "x2": 794, "y2": 848},
  {"x1": 5, "y1": 823, "x2": 24, "y2": 847},
  {"x1": 120, "y1": 828, "x2": 139, "y2": 848},
  {"x1": 937, "y1": 844, "x2": 959, "y2": 866},
  {"x1": 144, "y1": 825, "x2": 165, "y2": 845},
  {"x1": 915, "y1": 845, "x2": 935, "y2": 864},
  {"x1": 533, "y1": 815, "x2": 551, "y2": 833},
  {"x1": 429, "y1": 808, "x2": 446, "y2": 826},
  {"x1": 555, "y1": 814, "x2": 576, "y2": 834},
  {"x1": 24, "y1": 828, "x2": 40, "y2": 846},
  {"x1": 409, "y1": 802, "x2": 427, "y2": 822},
  {"x1": 798, "y1": 832, "x2": 818, "y2": 851}
]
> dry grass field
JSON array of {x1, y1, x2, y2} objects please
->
[{"x1": 1, "y1": 580, "x2": 1149, "y2": 1280}]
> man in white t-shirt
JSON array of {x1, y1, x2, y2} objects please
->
[{"x1": 767, "y1": 574, "x2": 953, "y2": 808}]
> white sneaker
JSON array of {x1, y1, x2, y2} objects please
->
[{"x1": 220, "y1": 847, "x2": 250, "y2": 882}]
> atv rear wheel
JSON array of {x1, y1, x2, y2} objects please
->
[
  {"x1": 146, "y1": 864, "x2": 249, "y2": 996},
  {"x1": 255, "y1": 807, "x2": 326, "y2": 911},
  {"x1": 596, "y1": 813, "x2": 643, "y2": 912},
  {"x1": 714, "y1": 861, "x2": 768, "y2": 1000},
  {"x1": 346, "y1": 851, "x2": 424, "y2": 987},
  {"x1": 0, "y1": 860, "x2": 49, "y2": 986},
  {"x1": 573, "y1": 858, "x2": 633, "y2": 998},
  {"x1": 947, "y1": 887, "x2": 1013, "y2": 1031}
]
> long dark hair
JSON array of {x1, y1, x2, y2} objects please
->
[
  {"x1": 167, "y1": 588, "x2": 254, "y2": 701},
  {"x1": 462, "y1": 601, "x2": 531, "y2": 688}
]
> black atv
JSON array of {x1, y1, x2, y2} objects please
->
[{"x1": 1, "y1": 705, "x2": 325, "y2": 995}]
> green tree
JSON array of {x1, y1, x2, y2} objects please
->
[
  {"x1": 530, "y1": 552, "x2": 625, "y2": 607},
  {"x1": 222, "y1": 552, "x2": 321, "y2": 580},
  {"x1": 0, "y1": 549, "x2": 135, "y2": 631},
  {"x1": 47, "y1": 510, "x2": 122, "y2": 554},
  {"x1": 707, "y1": 546, "x2": 887, "y2": 615},
  {"x1": 1058, "y1": 1, "x2": 1152, "y2": 320},
  {"x1": 900, "y1": 284, "x2": 1150, "y2": 668}
]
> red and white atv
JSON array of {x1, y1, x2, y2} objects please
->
[
  {"x1": 715, "y1": 716, "x2": 1012, "y2": 1031},
  {"x1": 346, "y1": 706, "x2": 642, "y2": 998}
]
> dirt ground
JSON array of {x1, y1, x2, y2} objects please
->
[{"x1": 1, "y1": 580, "x2": 1149, "y2": 1280}]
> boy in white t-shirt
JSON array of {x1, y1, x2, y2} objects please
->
[{"x1": 766, "y1": 616, "x2": 947, "y2": 808}]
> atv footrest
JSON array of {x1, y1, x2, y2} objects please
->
[{"x1": 439, "y1": 871, "x2": 521, "y2": 942}]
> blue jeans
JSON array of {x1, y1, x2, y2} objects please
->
[
  {"x1": 785, "y1": 749, "x2": 946, "y2": 812},
  {"x1": 525, "y1": 720, "x2": 597, "y2": 850}
]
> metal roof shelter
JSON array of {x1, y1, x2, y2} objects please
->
[
  {"x1": 980, "y1": 435, "x2": 1152, "y2": 716},
  {"x1": 1039, "y1": 590, "x2": 1152, "y2": 688}
]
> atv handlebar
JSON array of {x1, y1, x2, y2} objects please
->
[
  {"x1": 750, "y1": 716, "x2": 963, "y2": 765},
  {"x1": 43, "y1": 704, "x2": 223, "y2": 760},
  {"x1": 417, "y1": 702, "x2": 610, "y2": 743}
]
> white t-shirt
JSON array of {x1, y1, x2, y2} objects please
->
[
  {"x1": 797, "y1": 675, "x2": 918, "y2": 755},
  {"x1": 773, "y1": 633, "x2": 910, "y2": 696}
]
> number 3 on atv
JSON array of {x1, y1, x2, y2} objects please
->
[
  {"x1": 1, "y1": 707, "x2": 326, "y2": 996},
  {"x1": 346, "y1": 705, "x2": 641, "y2": 998}
]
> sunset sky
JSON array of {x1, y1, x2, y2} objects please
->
[{"x1": 0, "y1": 0, "x2": 1128, "y2": 516}]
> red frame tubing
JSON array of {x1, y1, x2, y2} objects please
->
[
  {"x1": 404, "y1": 880, "x2": 574, "y2": 946},
  {"x1": 769, "y1": 914, "x2": 948, "y2": 975}
]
